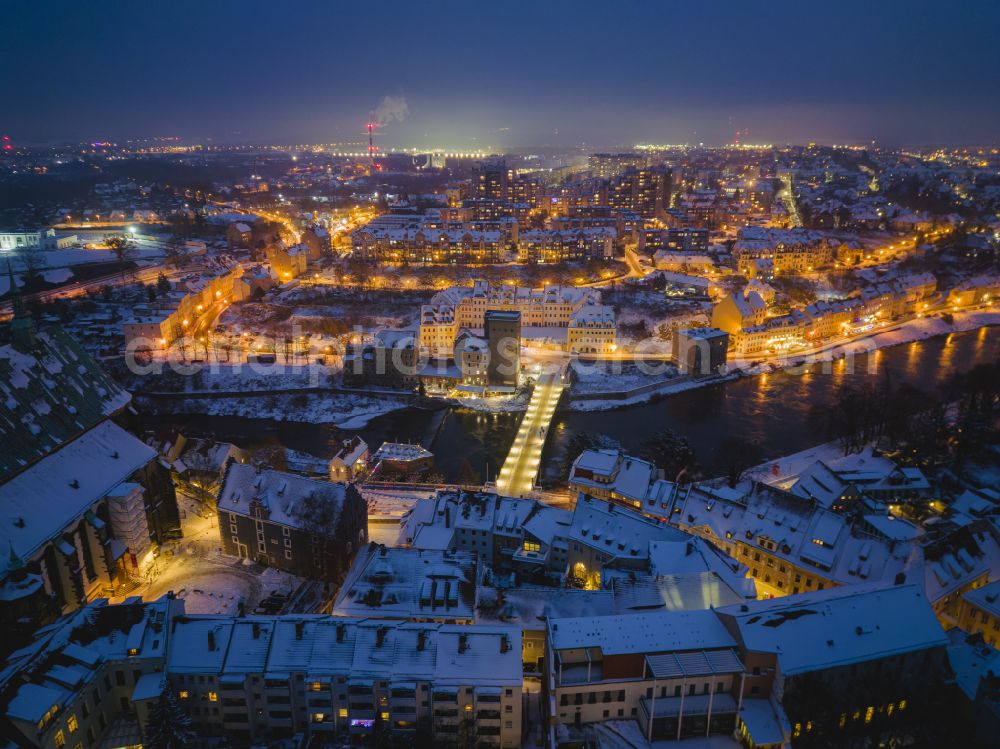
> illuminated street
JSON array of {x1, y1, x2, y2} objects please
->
[{"x1": 2, "y1": 5, "x2": 1000, "y2": 749}]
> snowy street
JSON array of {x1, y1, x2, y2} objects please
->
[{"x1": 113, "y1": 491, "x2": 305, "y2": 614}]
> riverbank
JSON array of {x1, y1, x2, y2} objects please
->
[
  {"x1": 134, "y1": 390, "x2": 411, "y2": 429},
  {"x1": 730, "y1": 308, "x2": 1000, "y2": 370},
  {"x1": 140, "y1": 324, "x2": 1000, "y2": 485},
  {"x1": 563, "y1": 309, "x2": 1000, "y2": 413}
]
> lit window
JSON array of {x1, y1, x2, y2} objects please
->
[
  {"x1": 54, "y1": 731, "x2": 66, "y2": 749},
  {"x1": 313, "y1": 713, "x2": 326, "y2": 723},
  {"x1": 380, "y1": 711, "x2": 390, "y2": 721},
  {"x1": 523, "y1": 542, "x2": 540, "y2": 553},
  {"x1": 208, "y1": 691, "x2": 218, "y2": 702},
  {"x1": 179, "y1": 691, "x2": 189, "y2": 700},
  {"x1": 67, "y1": 715, "x2": 78, "y2": 733},
  {"x1": 338, "y1": 708, "x2": 348, "y2": 718},
  {"x1": 865, "y1": 706, "x2": 874, "y2": 724},
  {"x1": 311, "y1": 682, "x2": 323, "y2": 692},
  {"x1": 464, "y1": 704, "x2": 473, "y2": 713}
]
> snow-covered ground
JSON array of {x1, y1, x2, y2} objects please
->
[
  {"x1": 115, "y1": 492, "x2": 303, "y2": 615},
  {"x1": 568, "y1": 371, "x2": 739, "y2": 411},
  {"x1": 360, "y1": 486, "x2": 435, "y2": 519},
  {"x1": 455, "y1": 390, "x2": 531, "y2": 413},
  {"x1": 129, "y1": 362, "x2": 341, "y2": 393},
  {"x1": 136, "y1": 391, "x2": 409, "y2": 428},
  {"x1": 569, "y1": 361, "x2": 679, "y2": 395}
]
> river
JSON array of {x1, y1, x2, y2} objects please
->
[{"x1": 144, "y1": 326, "x2": 1000, "y2": 484}]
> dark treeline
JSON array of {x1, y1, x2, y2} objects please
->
[{"x1": 809, "y1": 355, "x2": 1000, "y2": 471}]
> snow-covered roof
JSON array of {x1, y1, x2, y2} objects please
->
[
  {"x1": 0, "y1": 420, "x2": 155, "y2": 560},
  {"x1": 0, "y1": 326, "x2": 131, "y2": 480},
  {"x1": 167, "y1": 616, "x2": 521, "y2": 686},
  {"x1": 373, "y1": 442, "x2": 433, "y2": 463},
  {"x1": 5, "y1": 598, "x2": 175, "y2": 724},
  {"x1": 217, "y1": 463, "x2": 351, "y2": 531},
  {"x1": 572, "y1": 448, "x2": 620, "y2": 476},
  {"x1": 333, "y1": 546, "x2": 478, "y2": 621},
  {"x1": 609, "y1": 571, "x2": 746, "y2": 613},
  {"x1": 569, "y1": 450, "x2": 655, "y2": 503},
  {"x1": 719, "y1": 584, "x2": 947, "y2": 676},
  {"x1": 946, "y1": 628, "x2": 1000, "y2": 701},
  {"x1": 549, "y1": 609, "x2": 736, "y2": 655},
  {"x1": 331, "y1": 436, "x2": 368, "y2": 467},
  {"x1": 862, "y1": 513, "x2": 923, "y2": 542},
  {"x1": 569, "y1": 304, "x2": 616, "y2": 327},
  {"x1": 565, "y1": 495, "x2": 689, "y2": 563},
  {"x1": 963, "y1": 579, "x2": 1000, "y2": 620}
]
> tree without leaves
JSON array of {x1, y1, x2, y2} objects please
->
[
  {"x1": 156, "y1": 272, "x2": 171, "y2": 295},
  {"x1": 559, "y1": 432, "x2": 601, "y2": 480},
  {"x1": 164, "y1": 235, "x2": 186, "y2": 266},
  {"x1": 18, "y1": 244, "x2": 45, "y2": 283},
  {"x1": 104, "y1": 233, "x2": 137, "y2": 279},
  {"x1": 456, "y1": 458, "x2": 480, "y2": 486},
  {"x1": 639, "y1": 429, "x2": 699, "y2": 481},
  {"x1": 718, "y1": 436, "x2": 764, "y2": 488},
  {"x1": 293, "y1": 490, "x2": 341, "y2": 538}
]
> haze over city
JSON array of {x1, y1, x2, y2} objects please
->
[
  {"x1": 7, "y1": 0, "x2": 1000, "y2": 148},
  {"x1": 2, "y1": 3, "x2": 1000, "y2": 749}
]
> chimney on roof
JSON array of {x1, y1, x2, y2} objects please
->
[
  {"x1": 445, "y1": 507, "x2": 451, "y2": 528},
  {"x1": 686, "y1": 541, "x2": 693, "y2": 556},
  {"x1": 376, "y1": 627, "x2": 387, "y2": 647},
  {"x1": 295, "y1": 621, "x2": 304, "y2": 640},
  {"x1": 417, "y1": 631, "x2": 426, "y2": 651},
  {"x1": 207, "y1": 629, "x2": 216, "y2": 651},
  {"x1": 894, "y1": 572, "x2": 906, "y2": 585},
  {"x1": 252, "y1": 622, "x2": 261, "y2": 639},
  {"x1": 336, "y1": 623, "x2": 346, "y2": 642},
  {"x1": 500, "y1": 635, "x2": 510, "y2": 654},
  {"x1": 458, "y1": 634, "x2": 468, "y2": 653}
]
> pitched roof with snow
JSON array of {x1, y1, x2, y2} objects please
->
[
  {"x1": 0, "y1": 326, "x2": 131, "y2": 480},
  {"x1": 0, "y1": 420, "x2": 155, "y2": 560},
  {"x1": 719, "y1": 584, "x2": 947, "y2": 676},
  {"x1": 167, "y1": 616, "x2": 522, "y2": 686},
  {"x1": 333, "y1": 546, "x2": 478, "y2": 621},
  {"x1": 217, "y1": 463, "x2": 352, "y2": 530},
  {"x1": 549, "y1": 609, "x2": 736, "y2": 655}
]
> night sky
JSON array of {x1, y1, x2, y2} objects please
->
[{"x1": 6, "y1": 0, "x2": 999, "y2": 148}]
